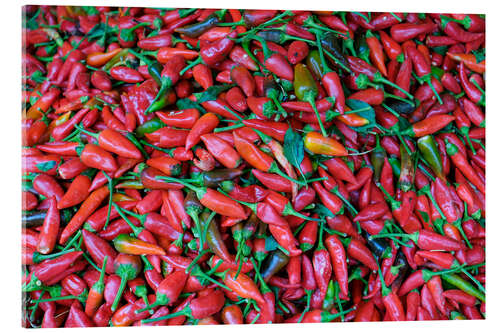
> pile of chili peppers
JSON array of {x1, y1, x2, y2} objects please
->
[{"x1": 22, "y1": 5, "x2": 485, "y2": 327}]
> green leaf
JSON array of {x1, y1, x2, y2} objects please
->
[
  {"x1": 417, "y1": 210, "x2": 430, "y2": 223},
  {"x1": 86, "y1": 23, "x2": 109, "y2": 41},
  {"x1": 345, "y1": 99, "x2": 376, "y2": 133},
  {"x1": 431, "y1": 66, "x2": 445, "y2": 80},
  {"x1": 283, "y1": 128, "x2": 304, "y2": 173},
  {"x1": 193, "y1": 85, "x2": 233, "y2": 103},
  {"x1": 36, "y1": 161, "x2": 56, "y2": 172},
  {"x1": 432, "y1": 45, "x2": 448, "y2": 56},
  {"x1": 472, "y1": 48, "x2": 485, "y2": 63},
  {"x1": 81, "y1": 6, "x2": 100, "y2": 16},
  {"x1": 30, "y1": 70, "x2": 45, "y2": 84},
  {"x1": 390, "y1": 264, "x2": 403, "y2": 276},
  {"x1": 396, "y1": 116, "x2": 411, "y2": 133},
  {"x1": 176, "y1": 98, "x2": 205, "y2": 113},
  {"x1": 265, "y1": 236, "x2": 279, "y2": 252},
  {"x1": 313, "y1": 203, "x2": 336, "y2": 218},
  {"x1": 344, "y1": 159, "x2": 355, "y2": 173},
  {"x1": 280, "y1": 79, "x2": 294, "y2": 92},
  {"x1": 396, "y1": 53, "x2": 405, "y2": 63},
  {"x1": 325, "y1": 96, "x2": 336, "y2": 105},
  {"x1": 47, "y1": 284, "x2": 62, "y2": 298},
  {"x1": 262, "y1": 100, "x2": 277, "y2": 119},
  {"x1": 24, "y1": 7, "x2": 40, "y2": 30}
]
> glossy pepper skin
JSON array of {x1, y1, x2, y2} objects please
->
[{"x1": 22, "y1": 6, "x2": 486, "y2": 327}]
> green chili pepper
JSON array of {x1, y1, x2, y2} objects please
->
[
  {"x1": 293, "y1": 63, "x2": 327, "y2": 136},
  {"x1": 319, "y1": 32, "x2": 349, "y2": 71},
  {"x1": 370, "y1": 136, "x2": 387, "y2": 185},
  {"x1": 384, "y1": 98, "x2": 416, "y2": 115},
  {"x1": 145, "y1": 87, "x2": 175, "y2": 114},
  {"x1": 195, "y1": 169, "x2": 244, "y2": 188},
  {"x1": 322, "y1": 280, "x2": 336, "y2": 311},
  {"x1": 174, "y1": 14, "x2": 220, "y2": 37},
  {"x1": 261, "y1": 250, "x2": 289, "y2": 282},
  {"x1": 417, "y1": 135, "x2": 444, "y2": 180},
  {"x1": 388, "y1": 157, "x2": 401, "y2": 179},
  {"x1": 306, "y1": 49, "x2": 325, "y2": 79},
  {"x1": 256, "y1": 29, "x2": 313, "y2": 45},
  {"x1": 135, "y1": 117, "x2": 165, "y2": 137},
  {"x1": 399, "y1": 143, "x2": 414, "y2": 192},
  {"x1": 22, "y1": 210, "x2": 46, "y2": 228},
  {"x1": 442, "y1": 273, "x2": 485, "y2": 302},
  {"x1": 199, "y1": 211, "x2": 231, "y2": 263},
  {"x1": 355, "y1": 32, "x2": 370, "y2": 64},
  {"x1": 103, "y1": 48, "x2": 130, "y2": 71}
]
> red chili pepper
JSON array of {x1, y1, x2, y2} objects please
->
[
  {"x1": 312, "y1": 181, "x2": 343, "y2": 215},
  {"x1": 33, "y1": 174, "x2": 64, "y2": 202},
  {"x1": 390, "y1": 22, "x2": 435, "y2": 42},
  {"x1": 137, "y1": 270, "x2": 188, "y2": 313},
  {"x1": 59, "y1": 186, "x2": 110, "y2": 244},
  {"x1": 325, "y1": 234, "x2": 349, "y2": 296},
  {"x1": 29, "y1": 251, "x2": 83, "y2": 285},
  {"x1": 138, "y1": 35, "x2": 172, "y2": 50},
  {"x1": 79, "y1": 144, "x2": 118, "y2": 172},
  {"x1": 346, "y1": 238, "x2": 378, "y2": 271},
  {"x1": 402, "y1": 115, "x2": 455, "y2": 137},
  {"x1": 84, "y1": 256, "x2": 108, "y2": 317},
  {"x1": 36, "y1": 196, "x2": 60, "y2": 254},
  {"x1": 446, "y1": 141, "x2": 485, "y2": 194},
  {"x1": 366, "y1": 31, "x2": 388, "y2": 76},
  {"x1": 442, "y1": 19, "x2": 484, "y2": 43},
  {"x1": 185, "y1": 112, "x2": 220, "y2": 150}
]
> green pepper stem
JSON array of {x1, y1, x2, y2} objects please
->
[
  {"x1": 375, "y1": 75, "x2": 414, "y2": 100},
  {"x1": 62, "y1": 230, "x2": 82, "y2": 251},
  {"x1": 269, "y1": 162, "x2": 307, "y2": 186},
  {"x1": 223, "y1": 106, "x2": 244, "y2": 121},
  {"x1": 418, "y1": 185, "x2": 446, "y2": 221},
  {"x1": 305, "y1": 94, "x2": 327, "y2": 137},
  {"x1": 425, "y1": 77, "x2": 443, "y2": 104},
  {"x1": 213, "y1": 122, "x2": 244, "y2": 132},
  {"x1": 32, "y1": 248, "x2": 76, "y2": 264},
  {"x1": 180, "y1": 57, "x2": 203, "y2": 76},
  {"x1": 217, "y1": 18, "x2": 245, "y2": 26},
  {"x1": 111, "y1": 277, "x2": 128, "y2": 312},
  {"x1": 192, "y1": 265, "x2": 232, "y2": 291},
  {"x1": 315, "y1": 31, "x2": 331, "y2": 75},
  {"x1": 142, "y1": 307, "x2": 190, "y2": 323},
  {"x1": 128, "y1": 48, "x2": 150, "y2": 64},
  {"x1": 332, "y1": 187, "x2": 358, "y2": 215},
  {"x1": 185, "y1": 249, "x2": 209, "y2": 273},
  {"x1": 156, "y1": 176, "x2": 203, "y2": 196},
  {"x1": 297, "y1": 289, "x2": 312, "y2": 323},
  {"x1": 112, "y1": 202, "x2": 143, "y2": 236},
  {"x1": 384, "y1": 92, "x2": 414, "y2": 106},
  {"x1": 320, "y1": 48, "x2": 351, "y2": 73},
  {"x1": 283, "y1": 202, "x2": 322, "y2": 221},
  {"x1": 460, "y1": 127, "x2": 477, "y2": 155},
  {"x1": 459, "y1": 268, "x2": 485, "y2": 293},
  {"x1": 144, "y1": 77, "x2": 173, "y2": 114},
  {"x1": 381, "y1": 103, "x2": 402, "y2": 119}
]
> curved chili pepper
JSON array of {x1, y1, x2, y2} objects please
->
[
  {"x1": 304, "y1": 131, "x2": 348, "y2": 156},
  {"x1": 36, "y1": 196, "x2": 60, "y2": 254},
  {"x1": 59, "y1": 186, "x2": 110, "y2": 244}
]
